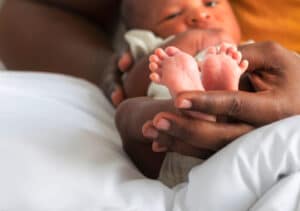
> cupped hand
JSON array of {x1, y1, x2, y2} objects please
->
[
  {"x1": 176, "y1": 41, "x2": 300, "y2": 126},
  {"x1": 144, "y1": 41, "x2": 300, "y2": 155}
]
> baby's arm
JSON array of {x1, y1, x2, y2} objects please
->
[{"x1": 115, "y1": 97, "x2": 176, "y2": 178}]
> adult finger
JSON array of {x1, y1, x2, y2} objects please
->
[
  {"x1": 152, "y1": 112, "x2": 253, "y2": 151},
  {"x1": 175, "y1": 90, "x2": 284, "y2": 126},
  {"x1": 144, "y1": 117, "x2": 215, "y2": 158},
  {"x1": 239, "y1": 41, "x2": 288, "y2": 72},
  {"x1": 168, "y1": 139, "x2": 214, "y2": 159},
  {"x1": 153, "y1": 130, "x2": 214, "y2": 159}
]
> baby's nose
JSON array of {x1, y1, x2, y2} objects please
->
[{"x1": 187, "y1": 9, "x2": 212, "y2": 27}]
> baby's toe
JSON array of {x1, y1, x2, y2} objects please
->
[
  {"x1": 235, "y1": 51, "x2": 242, "y2": 63},
  {"x1": 150, "y1": 72, "x2": 162, "y2": 84},
  {"x1": 239, "y1": 60, "x2": 249, "y2": 72},
  {"x1": 219, "y1": 42, "x2": 236, "y2": 55},
  {"x1": 228, "y1": 48, "x2": 242, "y2": 63},
  {"x1": 155, "y1": 48, "x2": 168, "y2": 60},
  {"x1": 149, "y1": 54, "x2": 161, "y2": 64},
  {"x1": 165, "y1": 46, "x2": 180, "y2": 56},
  {"x1": 149, "y1": 62, "x2": 159, "y2": 72}
]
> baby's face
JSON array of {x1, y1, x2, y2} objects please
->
[{"x1": 136, "y1": 0, "x2": 241, "y2": 43}]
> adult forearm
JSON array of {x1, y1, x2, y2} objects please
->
[{"x1": 0, "y1": 0, "x2": 113, "y2": 86}]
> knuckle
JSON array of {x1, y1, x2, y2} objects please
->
[
  {"x1": 172, "y1": 119, "x2": 195, "y2": 140},
  {"x1": 262, "y1": 41, "x2": 284, "y2": 58},
  {"x1": 228, "y1": 94, "x2": 243, "y2": 116},
  {"x1": 273, "y1": 95, "x2": 291, "y2": 120}
]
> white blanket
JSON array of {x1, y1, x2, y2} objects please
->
[{"x1": 0, "y1": 71, "x2": 299, "y2": 211}]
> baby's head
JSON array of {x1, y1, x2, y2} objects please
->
[{"x1": 122, "y1": 0, "x2": 241, "y2": 43}]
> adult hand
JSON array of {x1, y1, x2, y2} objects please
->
[
  {"x1": 176, "y1": 41, "x2": 300, "y2": 125},
  {"x1": 144, "y1": 42, "x2": 300, "y2": 154}
]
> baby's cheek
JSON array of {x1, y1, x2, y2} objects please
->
[{"x1": 170, "y1": 24, "x2": 189, "y2": 35}]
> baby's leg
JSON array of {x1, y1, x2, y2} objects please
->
[
  {"x1": 200, "y1": 43, "x2": 249, "y2": 91},
  {"x1": 148, "y1": 47, "x2": 204, "y2": 98}
]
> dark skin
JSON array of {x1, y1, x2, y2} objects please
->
[
  {"x1": 0, "y1": 0, "x2": 120, "y2": 90},
  {"x1": 144, "y1": 42, "x2": 300, "y2": 155},
  {"x1": 116, "y1": 29, "x2": 232, "y2": 178},
  {"x1": 118, "y1": 41, "x2": 300, "y2": 178},
  {"x1": 1, "y1": 2, "x2": 299, "y2": 179},
  {"x1": 116, "y1": 97, "x2": 213, "y2": 178},
  {"x1": 115, "y1": 98, "x2": 172, "y2": 178},
  {"x1": 123, "y1": 29, "x2": 230, "y2": 98}
]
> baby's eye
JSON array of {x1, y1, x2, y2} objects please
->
[
  {"x1": 164, "y1": 11, "x2": 183, "y2": 21},
  {"x1": 204, "y1": 0, "x2": 218, "y2": 7}
]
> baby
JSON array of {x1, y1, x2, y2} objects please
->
[{"x1": 117, "y1": 0, "x2": 249, "y2": 187}]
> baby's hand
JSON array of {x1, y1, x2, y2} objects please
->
[
  {"x1": 118, "y1": 51, "x2": 133, "y2": 72},
  {"x1": 105, "y1": 51, "x2": 134, "y2": 107}
]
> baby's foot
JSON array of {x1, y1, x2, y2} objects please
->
[
  {"x1": 149, "y1": 47, "x2": 204, "y2": 98},
  {"x1": 200, "y1": 43, "x2": 249, "y2": 91}
]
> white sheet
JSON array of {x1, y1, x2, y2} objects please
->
[{"x1": 0, "y1": 71, "x2": 299, "y2": 211}]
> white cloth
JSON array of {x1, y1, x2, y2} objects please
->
[
  {"x1": 0, "y1": 71, "x2": 172, "y2": 211},
  {"x1": 125, "y1": 29, "x2": 206, "y2": 187},
  {"x1": 125, "y1": 30, "x2": 254, "y2": 187},
  {"x1": 125, "y1": 29, "x2": 205, "y2": 100},
  {"x1": 125, "y1": 29, "x2": 175, "y2": 61},
  {"x1": 124, "y1": 29, "x2": 173, "y2": 100},
  {"x1": 0, "y1": 71, "x2": 300, "y2": 210},
  {"x1": 178, "y1": 116, "x2": 300, "y2": 211}
]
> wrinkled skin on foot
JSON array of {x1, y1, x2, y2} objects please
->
[
  {"x1": 200, "y1": 43, "x2": 248, "y2": 90},
  {"x1": 143, "y1": 42, "x2": 300, "y2": 155},
  {"x1": 147, "y1": 42, "x2": 248, "y2": 152},
  {"x1": 149, "y1": 46, "x2": 203, "y2": 98}
]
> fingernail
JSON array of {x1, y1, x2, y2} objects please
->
[
  {"x1": 152, "y1": 142, "x2": 168, "y2": 152},
  {"x1": 155, "y1": 118, "x2": 170, "y2": 130},
  {"x1": 143, "y1": 128, "x2": 158, "y2": 138},
  {"x1": 177, "y1": 99, "x2": 192, "y2": 109}
]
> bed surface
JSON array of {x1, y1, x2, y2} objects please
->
[{"x1": 0, "y1": 71, "x2": 299, "y2": 210}]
